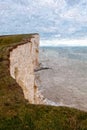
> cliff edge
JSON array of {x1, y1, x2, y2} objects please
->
[{"x1": 9, "y1": 34, "x2": 45, "y2": 104}]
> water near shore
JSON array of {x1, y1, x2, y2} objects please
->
[{"x1": 36, "y1": 46, "x2": 87, "y2": 111}]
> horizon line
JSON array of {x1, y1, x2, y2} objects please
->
[{"x1": 40, "y1": 39, "x2": 87, "y2": 47}]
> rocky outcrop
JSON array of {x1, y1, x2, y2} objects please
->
[{"x1": 9, "y1": 34, "x2": 45, "y2": 104}]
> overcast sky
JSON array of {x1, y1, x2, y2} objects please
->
[{"x1": 0, "y1": 0, "x2": 87, "y2": 39}]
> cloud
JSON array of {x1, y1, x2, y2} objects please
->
[
  {"x1": 40, "y1": 39, "x2": 87, "y2": 46},
  {"x1": 60, "y1": 3, "x2": 87, "y2": 23},
  {"x1": 0, "y1": 0, "x2": 87, "y2": 39}
]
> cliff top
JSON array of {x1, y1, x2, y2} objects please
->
[
  {"x1": 0, "y1": 33, "x2": 39, "y2": 46},
  {"x1": 0, "y1": 34, "x2": 87, "y2": 130}
]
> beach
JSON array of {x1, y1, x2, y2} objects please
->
[{"x1": 35, "y1": 47, "x2": 87, "y2": 111}]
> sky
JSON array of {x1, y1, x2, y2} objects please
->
[{"x1": 0, "y1": 0, "x2": 87, "y2": 40}]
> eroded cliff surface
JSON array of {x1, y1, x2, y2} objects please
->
[{"x1": 9, "y1": 34, "x2": 44, "y2": 104}]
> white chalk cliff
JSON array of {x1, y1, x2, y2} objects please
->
[{"x1": 9, "y1": 34, "x2": 45, "y2": 104}]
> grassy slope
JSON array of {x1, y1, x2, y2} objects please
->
[{"x1": 0, "y1": 34, "x2": 87, "y2": 130}]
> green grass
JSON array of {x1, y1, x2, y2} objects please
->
[{"x1": 0, "y1": 34, "x2": 87, "y2": 130}]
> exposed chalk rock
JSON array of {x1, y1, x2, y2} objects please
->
[{"x1": 9, "y1": 34, "x2": 45, "y2": 104}]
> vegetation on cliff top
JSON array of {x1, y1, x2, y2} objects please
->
[{"x1": 0, "y1": 34, "x2": 87, "y2": 130}]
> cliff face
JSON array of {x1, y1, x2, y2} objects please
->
[{"x1": 9, "y1": 34, "x2": 44, "y2": 104}]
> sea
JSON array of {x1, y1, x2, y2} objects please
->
[
  {"x1": 37, "y1": 46, "x2": 87, "y2": 111},
  {"x1": 40, "y1": 46, "x2": 87, "y2": 61}
]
